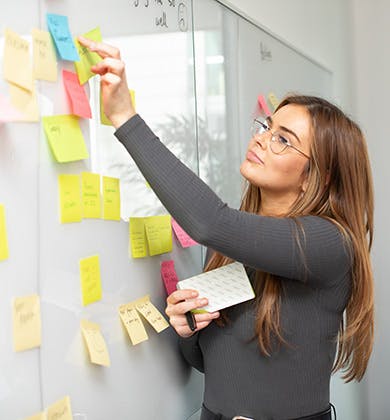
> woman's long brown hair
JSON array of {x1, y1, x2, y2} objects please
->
[{"x1": 205, "y1": 95, "x2": 374, "y2": 382}]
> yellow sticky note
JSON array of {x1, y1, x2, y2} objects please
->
[
  {"x1": 79, "y1": 255, "x2": 102, "y2": 306},
  {"x1": 12, "y1": 294, "x2": 41, "y2": 352},
  {"x1": 3, "y1": 28, "x2": 33, "y2": 91},
  {"x1": 58, "y1": 174, "x2": 82, "y2": 223},
  {"x1": 0, "y1": 204, "x2": 9, "y2": 261},
  {"x1": 82, "y1": 172, "x2": 101, "y2": 218},
  {"x1": 135, "y1": 295, "x2": 169, "y2": 333},
  {"x1": 268, "y1": 92, "x2": 280, "y2": 111},
  {"x1": 9, "y1": 83, "x2": 39, "y2": 122},
  {"x1": 47, "y1": 396, "x2": 72, "y2": 420},
  {"x1": 24, "y1": 412, "x2": 45, "y2": 420},
  {"x1": 74, "y1": 27, "x2": 103, "y2": 85},
  {"x1": 102, "y1": 176, "x2": 120, "y2": 220},
  {"x1": 80, "y1": 319, "x2": 110, "y2": 366},
  {"x1": 119, "y1": 302, "x2": 148, "y2": 345},
  {"x1": 129, "y1": 217, "x2": 147, "y2": 258},
  {"x1": 144, "y1": 215, "x2": 172, "y2": 256},
  {"x1": 42, "y1": 115, "x2": 89, "y2": 163},
  {"x1": 32, "y1": 28, "x2": 57, "y2": 81},
  {"x1": 100, "y1": 89, "x2": 136, "y2": 126}
]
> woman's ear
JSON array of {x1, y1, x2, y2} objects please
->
[{"x1": 300, "y1": 161, "x2": 311, "y2": 193}]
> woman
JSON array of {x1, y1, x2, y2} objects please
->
[{"x1": 78, "y1": 37, "x2": 374, "y2": 420}]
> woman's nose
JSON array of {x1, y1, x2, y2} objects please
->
[{"x1": 254, "y1": 133, "x2": 268, "y2": 149}]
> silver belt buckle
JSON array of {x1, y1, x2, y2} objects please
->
[{"x1": 232, "y1": 417, "x2": 254, "y2": 420}]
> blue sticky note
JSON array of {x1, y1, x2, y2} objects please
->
[{"x1": 46, "y1": 14, "x2": 80, "y2": 62}]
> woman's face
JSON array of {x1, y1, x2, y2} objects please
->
[{"x1": 240, "y1": 104, "x2": 312, "y2": 200}]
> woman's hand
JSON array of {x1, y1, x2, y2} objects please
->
[
  {"x1": 165, "y1": 289, "x2": 220, "y2": 338},
  {"x1": 77, "y1": 36, "x2": 136, "y2": 128}
]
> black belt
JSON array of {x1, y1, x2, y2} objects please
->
[{"x1": 200, "y1": 404, "x2": 334, "y2": 420}]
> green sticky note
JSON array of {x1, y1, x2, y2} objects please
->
[
  {"x1": 0, "y1": 204, "x2": 9, "y2": 261},
  {"x1": 102, "y1": 176, "x2": 120, "y2": 220},
  {"x1": 129, "y1": 217, "x2": 148, "y2": 258},
  {"x1": 144, "y1": 215, "x2": 172, "y2": 256},
  {"x1": 58, "y1": 174, "x2": 82, "y2": 223},
  {"x1": 42, "y1": 115, "x2": 89, "y2": 163},
  {"x1": 82, "y1": 172, "x2": 101, "y2": 218},
  {"x1": 74, "y1": 27, "x2": 103, "y2": 85}
]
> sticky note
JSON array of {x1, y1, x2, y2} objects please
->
[
  {"x1": 62, "y1": 70, "x2": 92, "y2": 119},
  {"x1": 119, "y1": 302, "x2": 148, "y2": 345},
  {"x1": 134, "y1": 295, "x2": 169, "y2": 333},
  {"x1": 171, "y1": 218, "x2": 198, "y2": 248},
  {"x1": 102, "y1": 176, "x2": 120, "y2": 220},
  {"x1": 3, "y1": 28, "x2": 33, "y2": 91},
  {"x1": 80, "y1": 319, "x2": 110, "y2": 366},
  {"x1": 24, "y1": 412, "x2": 45, "y2": 420},
  {"x1": 0, "y1": 204, "x2": 9, "y2": 261},
  {"x1": 42, "y1": 115, "x2": 89, "y2": 163},
  {"x1": 74, "y1": 27, "x2": 103, "y2": 85},
  {"x1": 101, "y1": 89, "x2": 136, "y2": 126},
  {"x1": 46, "y1": 14, "x2": 79, "y2": 62},
  {"x1": 81, "y1": 172, "x2": 101, "y2": 218},
  {"x1": 12, "y1": 294, "x2": 41, "y2": 352},
  {"x1": 58, "y1": 174, "x2": 82, "y2": 223},
  {"x1": 32, "y1": 28, "x2": 57, "y2": 81},
  {"x1": 257, "y1": 94, "x2": 272, "y2": 117},
  {"x1": 161, "y1": 260, "x2": 179, "y2": 295},
  {"x1": 129, "y1": 217, "x2": 147, "y2": 258},
  {"x1": 9, "y1": 83, "x2": 39, "y2": 122},
  {"x1": 47, "y1": 396, "x2": 73, "y2": 420},
  {"x1": 0, "y1": 92, "x2": 23, "y2": 122},
  {"x1": 79, "y1": 255, "x2": 102, "y2": 306},
  {"x1": 268, "y1": 92, "x2": 280, "y2": 111},
  {"x1": 144, "y1": 215, "x2": 172, "y2": 256}
]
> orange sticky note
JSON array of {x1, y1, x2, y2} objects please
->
[
  {"x1": 161, "y1": 260, "x2": 179, "y2": 295},
  {"x1": 257, "y1": 94, "x2": 272, "y2": 117},
  {"x1": 32, "y1": 28, "x2": 57, "y2": 82},
  {"x1": 63, "y1": 70, "x2": 92, "y2": 119},
  {"x1": 171, "y1": 218, "x2": 198, "y2": 248}
]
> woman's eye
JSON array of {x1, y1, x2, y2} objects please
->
[{"x1": 278, "y1": 135, "x2": 289, "y2": 145}]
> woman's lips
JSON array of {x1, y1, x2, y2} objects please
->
[{"x1": 246, "y1": 150, "x2": 264, "y2": 165}]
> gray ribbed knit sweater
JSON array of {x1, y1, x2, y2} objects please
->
[{"x1": 115, "y1": 115, "x2": 352, "y2": 420}]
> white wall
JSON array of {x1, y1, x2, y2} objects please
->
[
  {"x1": 220, "y1": 1, "x2": 367, "y2": 419},
  {"x1": 350, "y1": 1, "x2": 390, "y2": 419}
]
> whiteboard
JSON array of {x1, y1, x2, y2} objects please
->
[{"x1": 0, "y1": 0, "x2": 331, "y2": 419}]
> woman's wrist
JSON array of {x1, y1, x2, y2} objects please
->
[{"x1": 111, "y1": 109, "x2": 137, "y2": 129}]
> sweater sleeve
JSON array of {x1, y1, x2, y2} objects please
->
[
  {"x1": 178, "y1": 333, "x2": 204, "y2": 373},
  {"x1": 115, "y1": 115, "x2": 351, "y2": 286}
]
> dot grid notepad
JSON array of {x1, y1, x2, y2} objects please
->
[{"x1": 177, "y1": 262, "x2": 255, "y2": 312}]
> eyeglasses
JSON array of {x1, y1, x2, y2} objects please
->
[{"x1": 251, "y1": 118, "x2": 310, "y2": 159}]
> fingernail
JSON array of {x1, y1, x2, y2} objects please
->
[
  {"x1": 200, "y1": 299, "x2": 207, "y2": 305},
  {"x1": 191, "y1": 291, "x2": 198, "y2": 297}
]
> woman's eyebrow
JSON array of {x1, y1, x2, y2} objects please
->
[{"x1": 266, "y1": 116, "x2": 302, "y2": 143}]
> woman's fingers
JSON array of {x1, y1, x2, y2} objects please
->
[
  {"x1": 91, "y1": 58, "x2": 126, "y2": 77},
  {"x1": 78, "y1": 36, "x2": 121, "y2": 59}
]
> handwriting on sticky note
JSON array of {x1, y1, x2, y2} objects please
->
[
  {"x1": 161, "y1": 260, "x2": 179, "y2": 295},
  {"x1": 81, "y1": 172, "x2": 101, "y2": 218},
  {"x1": 129, "y1": 217, "x2": 147, "y2": 258},
  {"x1": 3, "y1": 28, "x2": 33, "y2": 91},
  {"x1": 119, "y1": 303, "x2": 148, "y2": 345},
  {"x1": 79, "y1": 255, "x2": 102, "y2": 306},
  {"x1": 74, "y1": 27, "x2": 103, "y2": 85},
  {"x1": 32, "y1": 28, "x2": 57, "y2": 81},
  {"x1": 0, "y1": 204, "x2": 9, "y2": 261},
  {"x1": 24, "y1": 412, "x2": 45, "y2": 420},
  {"x1": 171, "y1": 218, "x2": 198, "y2": 248},
  {"x1": 102, "y1": 176, "x2": 120, "y2": 220},
  {"x1": 46, "y1": 14, "x2": 79, "y2": 62},
  {"x1": 62, "y1": 70, "x2": 92, "y2": 118},
  {"x1": 58, "y1": 174, "x2": 82, "y2": 223},
  {"x1": 42, "y1": 115, "x2": 88, "y2": 162},
  {"x1": 134, "y1": 295, "x2": 169, "y2": 333},
  {"x1": 46, "y1": 396, "x2": 73, "y2": 420},
  {"x1": 144, "y1": 215, "x2": 172, "y2": 256},
  {"x1": 257, "y1": 94, "x2": 272, "y2": 117},
  {"x1": 80, "y1": 319, "x2": 110, "y2": 366},
  {"x1": 12, "y1": 294, "x2": 41, "y2": 352},
  {"x1": 267, "y1": 92, "x2": 279, "y2": 111}
]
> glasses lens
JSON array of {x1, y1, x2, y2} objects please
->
[
  {"x1": 251, "y1": 120, "x2": 265, "y2": 137},
  {"x1": 270, "y1": 134, "x2": 287, "y2": 154}
]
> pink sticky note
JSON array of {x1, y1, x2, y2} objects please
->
[
  {"x1": 0, "y1": 92, "x2": 24, "y2": 122},
  {"x1": 161, "y1": 260, "x2": 179, "y2": 295},
  {"x1": 257, "y1": 94, "x2": 272, "y2": 117},
  {"x1": 171, "y1": 218, "x2": 198, "y2": 248},
  {"x1": 62, "y1": 70, "x2": 92, "y2": 119}
]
